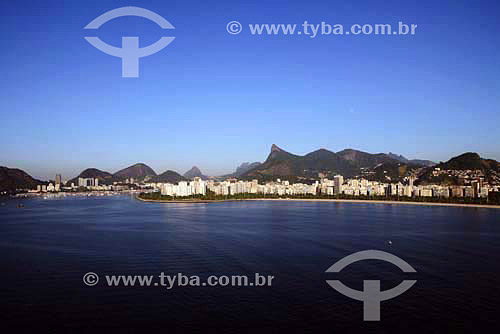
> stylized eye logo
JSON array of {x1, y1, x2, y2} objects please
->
[
  {"x1": 84, "y1": 6, "x2": 175, "y2": 77},
  {"x1": 325, "y1": 250, "x2": 417, "y2": 321}
]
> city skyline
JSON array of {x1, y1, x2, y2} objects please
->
[{"x1": 30, "y1": 172, "x2": 495, "y2": 205}]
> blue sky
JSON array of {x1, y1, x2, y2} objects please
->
[{"x1": 1, "y1": 0, "x2": 499, "y2": 180}]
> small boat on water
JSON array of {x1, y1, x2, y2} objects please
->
[{"x1": 16, "y1": 203, "x2": 25, "y2": 208}]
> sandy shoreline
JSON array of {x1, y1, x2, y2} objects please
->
[
  {"x1": 136, "y1": 196, "x2": 237, "y2": 204},
  {"x1": 136, "y1": 196, "x2": 500, "y2": 209}
]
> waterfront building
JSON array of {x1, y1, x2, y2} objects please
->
[
  {"x1": 178, "y1": 181, "x2": 190, "y2": 197},
  {"x1": 403, "y1": 185, "x2": 412, "y2": 197},
  {"x1": 334, "y1": 175, "x2": 344, "y2": 195},
  {"x1": 464, "y1": 187, "x2": 475, "y2": 198},
  {"x1": 451, "y1": 187, "x2": 463, "y2": 197},
  {"x1": 420, "y1": 188, "x2": 432, "y2": 197},
  {"x1": 78, "y1": 178, "x2": 99, "y2": 188},
  {"x1": 390, "y1": 184, "x2": 398, "y2": 196}
]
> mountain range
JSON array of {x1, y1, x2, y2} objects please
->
[
  {"x1": 67, "y1": 164, "x2": 178, "y2": 186},
  {"x1": 1, "y1": 146, "x2": 497, "y2": 192},
  {"x1": 239, "y1": 144, "x2": 434, "y2": 182},
  {"x1": 386, "y1": 153, "x2": 435, "y2": 167}
]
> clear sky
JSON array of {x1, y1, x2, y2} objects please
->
[{"x1": 1, "y1": 0, "x2": 499, "y2": 180}]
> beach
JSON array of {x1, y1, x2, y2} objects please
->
[{"x1": 136, "y1": 195, "x2": 500, "y2": 209}]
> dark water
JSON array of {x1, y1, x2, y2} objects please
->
[{"x1": 1, "y1": 195, "x2": 499, "y2": 333}]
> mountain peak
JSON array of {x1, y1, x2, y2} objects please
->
[
  {"x1": 184, "y1": 166, "x2": 207, "y2": 180},
  {"x1": 131, "y1": 163, "x2": 149, "y2": 168},
  {"x1": 456, "y1": 152, "x2": 480, "y2": 159},
  {"x1": 310, "y1": 148, "x2": 333, "y2": 154},
  {"x1": 265, "y1": 144, "x2": 298, "y2": 164},
  {"x1": 438, "y1": 152, "x2": 482, "y2": 170},
  {"x1": 271, "y1": 144, "x2": 284, "y2": 153},
  {"x1": 113, "y1": 163, "x2": 156, "y2": 181},
  {"x1": 152, "y1": 170, "x2": 187, "y2": 183}
]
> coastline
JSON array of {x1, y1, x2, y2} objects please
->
[
  {"x1": 135, "y1": 196, "x2": 238, "y2": 204},
  {"x1": 135, "y1": 195, "x2": 500, "y2": 209}
]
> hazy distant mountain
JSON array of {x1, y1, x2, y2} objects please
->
[
  {"x1": 67, "y1": 168, "x2": 114, "y2": 185},
  {"x1": 183, "y1": 166, "x2": 207, "y2": 180},
  {"x1": 234, "y1": 162, "x2": 261, "y2": 177},
  {"x1": 387, "y1": 152, "x2": 436, "y2": 167},
  {"x1": 152, "y1": 170, "x2": 186, "y2": 183},
  {"x1": 0, "y1": 166, "x2": 44, "y2": 192},
  {"x1": 409, "y1": 159, "x2": 436, "y2": 167},
  {"x1": 386, "y1": 152, "x2": 408, "y2": 163},
  {"x1": 219, "y1": 162, "x2": 262, "y2": 179},
  {"x1": 113, "y1": 163, "x2": 156, "y2": 181}
]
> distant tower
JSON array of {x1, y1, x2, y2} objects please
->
[{"x1": 55, "y1": 174, "x2": 62, "y2": 185}]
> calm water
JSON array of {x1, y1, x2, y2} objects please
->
[{"x1": 1, "y1": 195, "x2": 499, "y2": 333}]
